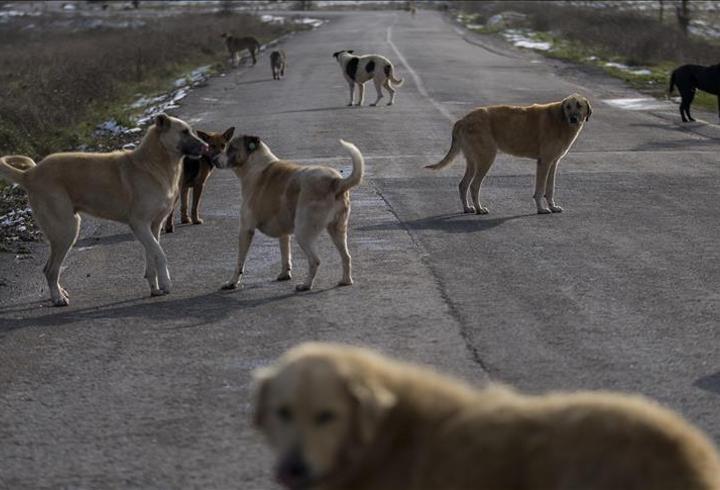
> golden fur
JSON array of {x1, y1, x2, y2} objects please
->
[
  {"x1": 426, "y1": 94, "x2": 592, "y2": 214},
  {"x1": 255, "y1": 343, "x2": 720, "y2": 490},
  {"x1": 215, "y1": 136, "x2": 364, "y2": 291},
  {"x1": 0, "y1": 115, "x2": 207, "y2": 306}
]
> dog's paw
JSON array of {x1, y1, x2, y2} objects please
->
[
  {"x1": 52, "y1": 294, "x2": 70, "y2": 307},
  {"x1": 463, "y1": 206, "x2": 476, "y2": 214},
  {"x1": 295, "y1": 284, "x2": 311, "y2": 292},
  {"x1": 537, "y1": 208, "x2": 552, "y2": 215},
  {"x1": 347, "y1": 103, "x2": 354, "y2": 107},
  {"x1": 276, "y1": 272, "x2": 292, "y2": 281},
  {"x1": 475, "y1": 206, "x2": 489, "y2": 215},
  {"x1": 549, "y1": 205, "x2": 564, "y2": 213},
  {"x1": 150, "y1": 288, "x2": 169, "y2": 297},
  {"x1": 221, "y1": 282, "x2": 239, "y2": 290},
  {"x1": 180, "y1": 216, "x2": 191, "y2": 224},
  {"x1": 386, "y1": 101, "x2": 394, "y2": 106},
  {"x1": 337, "y1": 279, "x2": 353, "y2": 287},
  {"x1": 192, "y1": 218, "x2": 204, "y2": 225},
  {"x1": 369, "y1": 103, "x2": 377, "y2": 107}
]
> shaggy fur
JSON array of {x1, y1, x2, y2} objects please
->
[
  {"x1": 271, "y1": 50, "x2": 287, "y2": 80},
  {"x1": 214, "y1": 136, "x2": 364, "y2": 291},
  {"x1": 669, "y1": 63, "x2": 720, "y2": 122},
  {"x1": 0, "y1": 115, "x2": 207, "y2": 306},
  {"x1": 332, "y1": 50, "x2": 404, "y2": 107},
  {"x1": 254, "y1": 343, "x2": 720, "y2": 490},
  {"x1": 164, "y1": 127, "x2": 234, "y2": 233},
  {"x1": 426, "y1": 94, "x2": 592, "y2": 214}
]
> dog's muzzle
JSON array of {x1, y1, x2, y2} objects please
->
[
  {"x1": 276, "y1": 450, "x2": 312, "y2": 490},
  {"x1": 569, "y1": 115, "x2": 580, "y2": 125},
  {"x1": 182, "y1": 141, "x2": 209, "y2": 158}
]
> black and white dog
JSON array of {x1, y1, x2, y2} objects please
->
[
  {"x1": 332, "y1": 50, "x2": 404, "y2": 107},
  {"x1": 669, "y1": 64, "x2": 720, "y2": 122}
]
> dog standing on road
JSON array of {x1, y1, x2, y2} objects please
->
[
  {"x1": 0, "y1": 115, "x2": 207, "y2": 306},
  {"x1": 165, "y1": 127, "x2": 234, "y2": 233},
  {"x1": 254, "y1": 342, "x2": 720, "y2": 490},
  {"x1": 669, "y1": 63, "x2": 720, "y2": 122},
  {"x1": 426, "y1": 94, "x2": 592, "y2": 214},
  {"x1": 221, "y1": 33, "x2": 260, "y2": 66},
  {"x1": 271, "y1": 50, "x2": 287, "y2": 80},
  {"x1": 332, "y1": 50, "x2": 404, "y2": 106},
  {"x1": 214, "y1": 136, "x2": 363, "y2": 291}
]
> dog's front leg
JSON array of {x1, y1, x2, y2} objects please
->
[
  {"x1": 222, "y1": 228, "x2": 255, "y2": 290},
  {"x1": 347, "y1": 81, "x2": 355, "y2": 106},
  {"x1": 277, "y1": 235, "x2": 292, "y2": 281},
  {"x1": 534, "y1": 157, "x2": 554, "y2": 214},
  {"x1": 180, "y1": 185, "x2": 191, "y2": 224},
  {"x1": 133, "y1": 222, "x2": 171, "y2": 295},
  {"x1": 356, "y1": 82, "x2": 365, "y2": 106},
  {"x1": 191, "y1": 181, "x2": 206, "y2": 224},
  {"x1": 544, "y1": 160, "x2": 563, "y2": 213}
]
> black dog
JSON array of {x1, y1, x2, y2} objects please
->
[{"x1": 668, "y1": 63, "x2": 720, "y2": 122}]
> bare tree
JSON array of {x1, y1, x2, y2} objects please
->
[{"x1": 676, "y1": 0, "x2": 690, "y2": 36}]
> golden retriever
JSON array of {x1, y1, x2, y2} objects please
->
[
  {"x1": 254, "y1": 342, "x2": 720, "y2": 490},
  {"x1": 426, "y1": 94, "x2": 592, "y2": 214},
  {"x1": 214, "y1": 136, "x2": 363, "y2": 291},
  {"x1": 0, "y1": 114, "x2": 207, "y2": 306}
]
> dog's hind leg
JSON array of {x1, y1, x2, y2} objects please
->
[
  {"x1": 327, "y1": 212, "x2": 352, "y2": 287},
  {"x1": 132, "y1": 222, "x2": 171, "y2": 296},
  {"x1": 534, "y1": 157, "x2": 555, "y2": 214},
  {"x1": 222, "y1": 228, "x2": 255, "y2": 290},
  {"x1": 356, "y1": 82, "x2": 365, "y2": 106},
  {"x1": 35, "y1": 198, "x2": 80, "y2": 307},
  {"x1": 370, "y1": 78, "x2": 384, "y2": 106},
  {"x1": 180, "y1": 185, "x2": 191, "y2": 224},
  {"x1": 191, "y1": 181, "x2": 206, "y2": 224},
  {"x1": 458, "y1": 162, "x2": 476, "y2": 214},
  {"x1": 277, "y1": 234, "x2": 292, "y2": 281},
  {"x1": 545, "y1": 160, "x2": 563, "y2": 213},
  {"x1": 680, "y1": 89, "x2": 696, "y2": 122},
  {"x1": 347, "y1": 81, "x2": 355, "y2": 106},
  {"x1": 294, "y1": 210, "x2": 324, "y2": 291},
  {"x1": 383, "y1": 78, "x2": 396, "y2": 106},
  {"x1": 466, "y1": 145, "x2": 496, "y2": 215}
]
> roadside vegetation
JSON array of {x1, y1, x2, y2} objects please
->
[{"x1": 454, "y1": 1, "x2": 720, "y2": 111}]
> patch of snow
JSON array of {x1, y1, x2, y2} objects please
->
[
  {"x1": 603, "y1": 97, "x2": 669, "y2": 111},
  {"x1": 604, "y1": 62, "x2": 651, "y2": 76},
  {"x1": 466, "y1": 24, "x2": 483, "y2": 30},
  {"x1": 503, "y1": 29, "x2": 552, "y2": 51}
]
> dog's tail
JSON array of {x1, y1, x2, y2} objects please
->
[
  {"x1": 0, "y1": 155, "x2": 36, "y2": 187},
  {"x1": 425, "y1": 121, "x2": 462, "y2": 171},
  {"x1": 668, "y1": 69, "x2": 677, "y2": 96},
  {"x1": 385, "y1": 64, "x2": 404, "y2": 87},
  {"x1": 336, "y1": 139, "x2": 364, "y2": 195}
]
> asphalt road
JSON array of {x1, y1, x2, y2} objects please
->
[{"x1": 1, "y1": 10, "x2": 719, "y2": 489}]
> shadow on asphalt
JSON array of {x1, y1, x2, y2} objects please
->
[
  {"x1": 271, "y1": 105, "x2": 354, "y2": 115},
  {"x1": 694, "y1": 371, "x2": 720, "y2": 396},
  {"x1": 75, "y1": 232, "x2": 136, "y2": 248},
  {"x1": 234, "y1": 78, "x2": 275, "y2": 86},
  {"x1": 0, "y1": 288, "x2": 302, "y2": 333},
  {"x1": 357, "y1": 212, "x2": 535, "y2": 234}
]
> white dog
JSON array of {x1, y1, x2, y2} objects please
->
[{"x1": 333, "y1": 50, "x2": 404, "y2": 106}]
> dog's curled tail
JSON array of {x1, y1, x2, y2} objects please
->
[
  {"x1": 668, "y1": 69, "x2": 677, "y2": 96},
  {"x1": 385, "y1": 64, "x2": 404, "y2": 87},
  {"x1": 336, "y1": 139, "x2": 364, "y2": 195},
  {"x1": 0, "y1": 155, "x2": 36, "y2": 187},
  {"x1": 425, "y1": 121, "x2": 461, "y2": 171}
]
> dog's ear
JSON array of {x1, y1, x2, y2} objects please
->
[
  {"x1": 252, "y1": 367, "x2": 275, "y2": 428},
  {"x1": 348, "y1": 378, "x2": 396, "y2": 445},
  {"x1": 196, "y1": 130, "x2": 210, "y2": 142},
  {"x1": 585, "y1": 99, "x2": 592, "y2": 121},
  {"x1": 333, "y1": 50, "x2": 342, "y2": 58},
  {"x1": 347, "y1": 50, "x2": 354, "y2": 54},
  {"x1": 155, "y1": 113, "x2": 171, "y2": 131},
  {"x1": 222, "y1": 127, "x2": 235, "y2": 141},
  {"x1": 245, "y1": 135, "x2": 261, "y2": 153}
]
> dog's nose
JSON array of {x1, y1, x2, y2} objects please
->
[
  {"x1": 569, "y1": 115, "x2": 579, "y2": 124},
  {"x1": 277, "y1": 452, "x2": 310, "y2": 487}
]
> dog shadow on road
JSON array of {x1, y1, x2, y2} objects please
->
[
  {"x1": 271, "y1": 105, "x2": 355, "y2": 115},
  {"x1": 357, "y1": 212, "x2": 535, "y2": 235},
  {"x1": 694, "y1": 371, "x2": 720, "y2": 396},
  {"x1": 0, "y1": 287, "x2": 298, "y2": 334}
]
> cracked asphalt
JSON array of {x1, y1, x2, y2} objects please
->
[{"x1": 1, "y1": 9, "x2": 719, "y2": 489}]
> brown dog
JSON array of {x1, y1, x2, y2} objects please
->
[
  {"x1": 221, "y1": 33, "x2": 260, "y2": 66},
  {"x1": 254, "y1": 343, "x2": 720, "y2": 490},
  {"x1": 164, "y1": 127, "x2": 234, "y2": 233},
  {"x1": 214, "y1": 136, "x2": 363, "y2": 291},
  {"x1": 426, "y1": 94, "x2": 592, "y2": 214},
  {"x1": 0, "y1": 115, "x2": 207, "y2": 306}
]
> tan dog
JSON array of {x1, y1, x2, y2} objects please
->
[
  {"x1": 426, "y1": 94, "x2": 592, "y2": 214},
  {"x1": 221, "y1": 33, "x2": 260, "y2": 66},
  {"x1": 0, "y1": 115, "x2": 207, "y2": 306},
  {"x1": 214, "y1": 136, "x2": 363, "y2": 291},
  {"x1": 254, "y1": 343, "x2": 720, "y2": 490},
  {"x1": 271, "y1": 50, "x2": 287, "y2": 80}
]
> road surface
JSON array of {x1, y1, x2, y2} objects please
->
[{"x1": 1, "y1": 9, "x2": 719, "y2": 489}]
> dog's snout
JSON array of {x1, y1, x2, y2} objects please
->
[
  {"x1": 569, "y1": 115, "x2": 579, "y2": 124},
  {"x1": 277, "y1": 451, "x2": 310, "y2": 488}
]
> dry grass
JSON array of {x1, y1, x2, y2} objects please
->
[
  {"x1": 0, "y1": 12, "x2": 289, "y2": 158},
  {"x1": 457, "y1": 1, "x2": 720, "y2": 67}
]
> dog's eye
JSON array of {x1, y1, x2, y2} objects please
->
[
  {"x1": 314, "y1": 410, "x2": 336, "y2": 426},
  {"x1": 276, "y1": 406, "x2": 292, "y2": 422}
]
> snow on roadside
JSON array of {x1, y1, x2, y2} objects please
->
[
  {"x1": 603, "y1": 62, "x2": 652, "y2": 76},
  {"x1": 502, "y1": 29, "x2": 552, "y2": 51}
]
